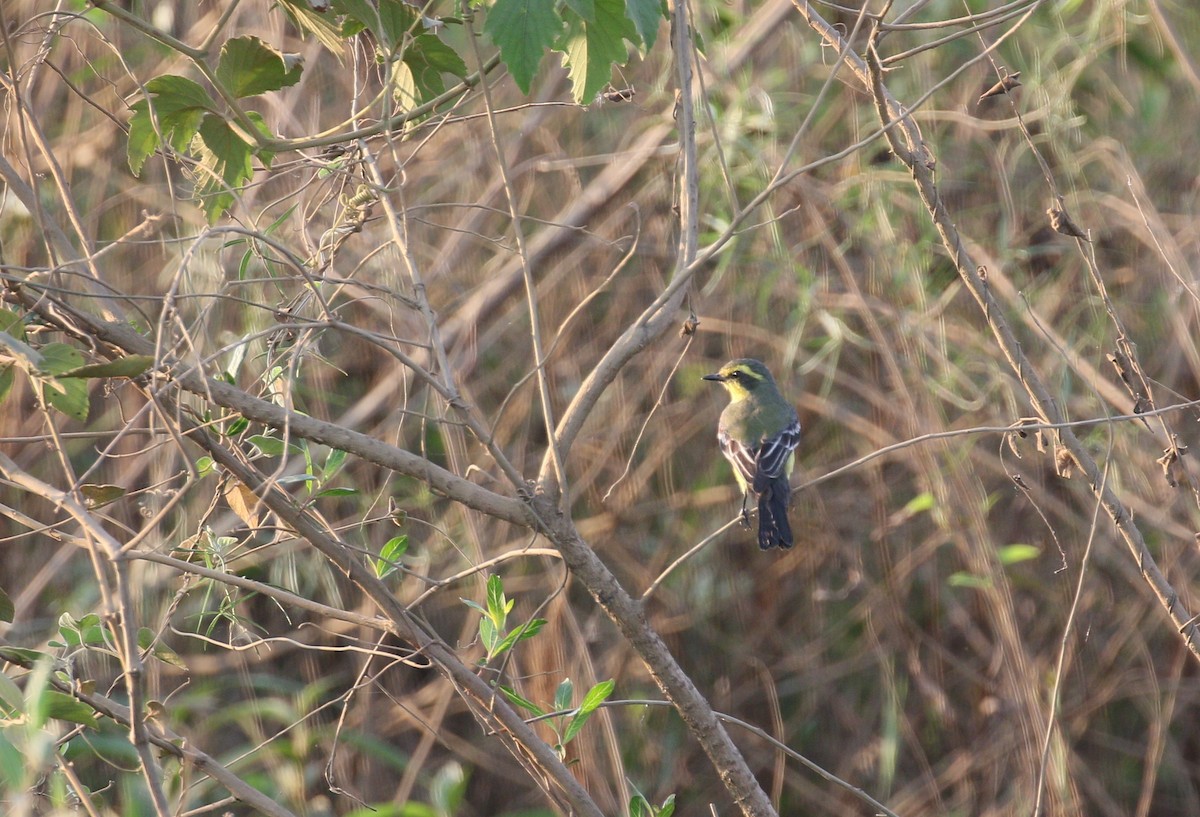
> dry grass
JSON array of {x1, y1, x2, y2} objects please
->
[{"x1": 2, "y1": 0, "x2": 1200, "y2": 815}]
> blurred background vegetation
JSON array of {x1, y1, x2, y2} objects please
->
[{"x1": 2, "y1": 0, "x2": 1200, "y2": 815}]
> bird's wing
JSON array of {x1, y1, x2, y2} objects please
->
[
  {"x1": 755, "y1": 417, "x2": 802, "y2": 480},
  {"x1": 717, "y1": 427, "x2": 758, "y2": 489}
]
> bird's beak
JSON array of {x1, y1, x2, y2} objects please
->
[{"x1": 702, "y1": 372, "x2": 726, "y2": 382}]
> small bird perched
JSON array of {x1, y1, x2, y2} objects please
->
[{"x1": 703, "y1": 359, "x2": 802, "y2": 549}]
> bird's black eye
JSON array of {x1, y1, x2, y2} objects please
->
[{"x1": 728, "y1": 370, "x2": 740, "y2": 378}]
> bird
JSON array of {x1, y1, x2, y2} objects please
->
[{"x1": 703, "y1": 359, "x2": 802, "y2": 549}]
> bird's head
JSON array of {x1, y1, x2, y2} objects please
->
[{"x1": 702, "y1": 358, "x2": 775, "y2": 401}]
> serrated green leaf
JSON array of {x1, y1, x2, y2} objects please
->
[
  {"x1": 402, "y1": 33, "x2": 468, "y2": 101},
  {"x1": 57, "y1": 354, "x2": 154, "y2": 379},
  {"x1": 277, "y1": 0, "x2": 348, "y2": 53},
  {"x1": 497, "y1": 684, "x2": 546, "y2": 717},
  {"x1": 336, "y1": 0, "x2": 387, "y2": 46},
  {"x1": 127, "y1": 75, "x2": 215, "y2": 175},
  {"x1": 379, "y1": 0, "x2": 420, "y2": 52},
  {"x1": 998, "y1": 543, "x2": 1041, "y2": 565},
  {"x1": 196, "y1": 114, "x2": 254, "y2": 183},
  {"x1": 245, "y1": 111, "x2": 277, "y2": 165},
  {"x1": 563, "y1": 0, "x2": 594, "y2": 22},
  {"x1": 217, "y1": 36, "x2": 303, "y2": 98},
  {"x1": 559, "y1": 0, "x2": 639, "y2": 103},
  {"x1": 626, "y1": 0, "x2": 663, "y2": 50},
  {"x1": 485, "y1": 0, "x2": 561, "y2": 94},
  {"x1": 554, "y1": 678, "x2": 573, "y2": 713},
  {"x1": 194, "y1": 113, "x2": 255, "y2": 221}
]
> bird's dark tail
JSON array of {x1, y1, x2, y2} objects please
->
[{"x1": 756, "y1": 476, "x2": 793, "y2": 550}]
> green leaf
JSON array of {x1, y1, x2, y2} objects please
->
[
  {"x1": 998, "y1": 543, "x2": 1041, "y2": 565},
  {"x1": 402, "y1": 33, "x2": 469, "y2": 101},
  {"x1": 0, "y1": 365, "x2": 13, "y2": 404},
  {"x1": 137, "y1": 628, "x2": 187, "y2": 669},
  {"x1": 562, "y1": 678, "x2": 613, "y2": 742},
  {"x1": 216, "y1": 36, "x2": 303, "y2": 98},
  {"x1": 0, "y1": 667, "x2": 22, "y2": 710},
  {"x1": 629, "y1": 794, "x2": 650, "y2": 817},
  {"x1": 497, "y1": 684, "x2": 546, "y2": 717},
  {"x1": 37, "y1": 343, "x2": 84, "y2": 375},
  {"x1": 485, "y1": 0, "x2": 561, "y2": 94},
  {"x1": 336, "y1": 0, "x2": 385, "y2": 44},
  {"x1": 374, "y1": 535, "x2": 409, "y2": 578},
  {"x1": 57, "y1": 354, "x2": 154, "y2": 379},
  {"x1": 323, "y1": 447, "x2": 348, "y2": 477},
  {"x1": 248, "y1": 434, "x2": 286, "y2": 457},
  {"x1": 224, "y1": 416, "x2": 250, "y2": 436},
  {"x1": 80, "y1": 484, "x2": 127, "y2": 508},
  {"x1": 38, "y1": 345, "x2": 90, "y2": 419},
  {"x1": 379, "y1": 0, "x2": 420, "y2": 52},
  {"x1": 577, "y1": 678, "x2": 614, "y2": 714},
  {"x1": 43, "y1": 376, "x2": 89, "y2": 421},
  {"x1": 0, "y1": 585, "x2": 12, "y2": 624},
  {"x1": 0, "y1": 307, "x2": 27, "y2": 340},
  {"x1": 461, "y1": 599, "x2": 487, "y2": 615},
  {"x1": 42, "y1": 691, "x2": 98, "y2": 729},
  {"x1": 558, "y1": 0, "x2": 639, "y2": 103},
  {"x1": 903, "y1": 491, "x2": 935, "y2": 514},
  {"x1": 554, "y1": 678, "x2": 574, "y2": 713},
  {"x1": 0, "y1": 330, "x2": 42, "y2": 370},
  {"x1": 562, "y1": 0, "x2": 594, "y2": 22},
  {"x1": 479, "y1": 616, "x2": 499, "y2": 654},
  {"x1": 626, "y1": 0, "x2": 663, "y2": 50},
  {"x1": 127, "y1": 75, "x2": 215, "y2": 175},
  {"x1": 486, "y1": 574, "x2": 507, "y2": 625},
  {"x1": 315, "y1": 486, "x2": 358, "y2": 498},
  {"x1": 277, "y1": 0, "x2": 348, "y2": 53},
  {"x1": 194, "y1": 113, "x2": 255, "y2": 220},
  {"x1": 196, "y1": 456, "x2": 216, "y2": 477},
  {"x1": 0, "y1": 646, "x2": 49, "y2": 665},
  {"x1": 658, "y1": 793, "x2": 676, "y2": 817},
  {"x1": 948, "y1": 572, "x2": 991, "y2": 589},
  {"x1": 491, "y1": 617, "x2": 546, "y2": 657}
]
